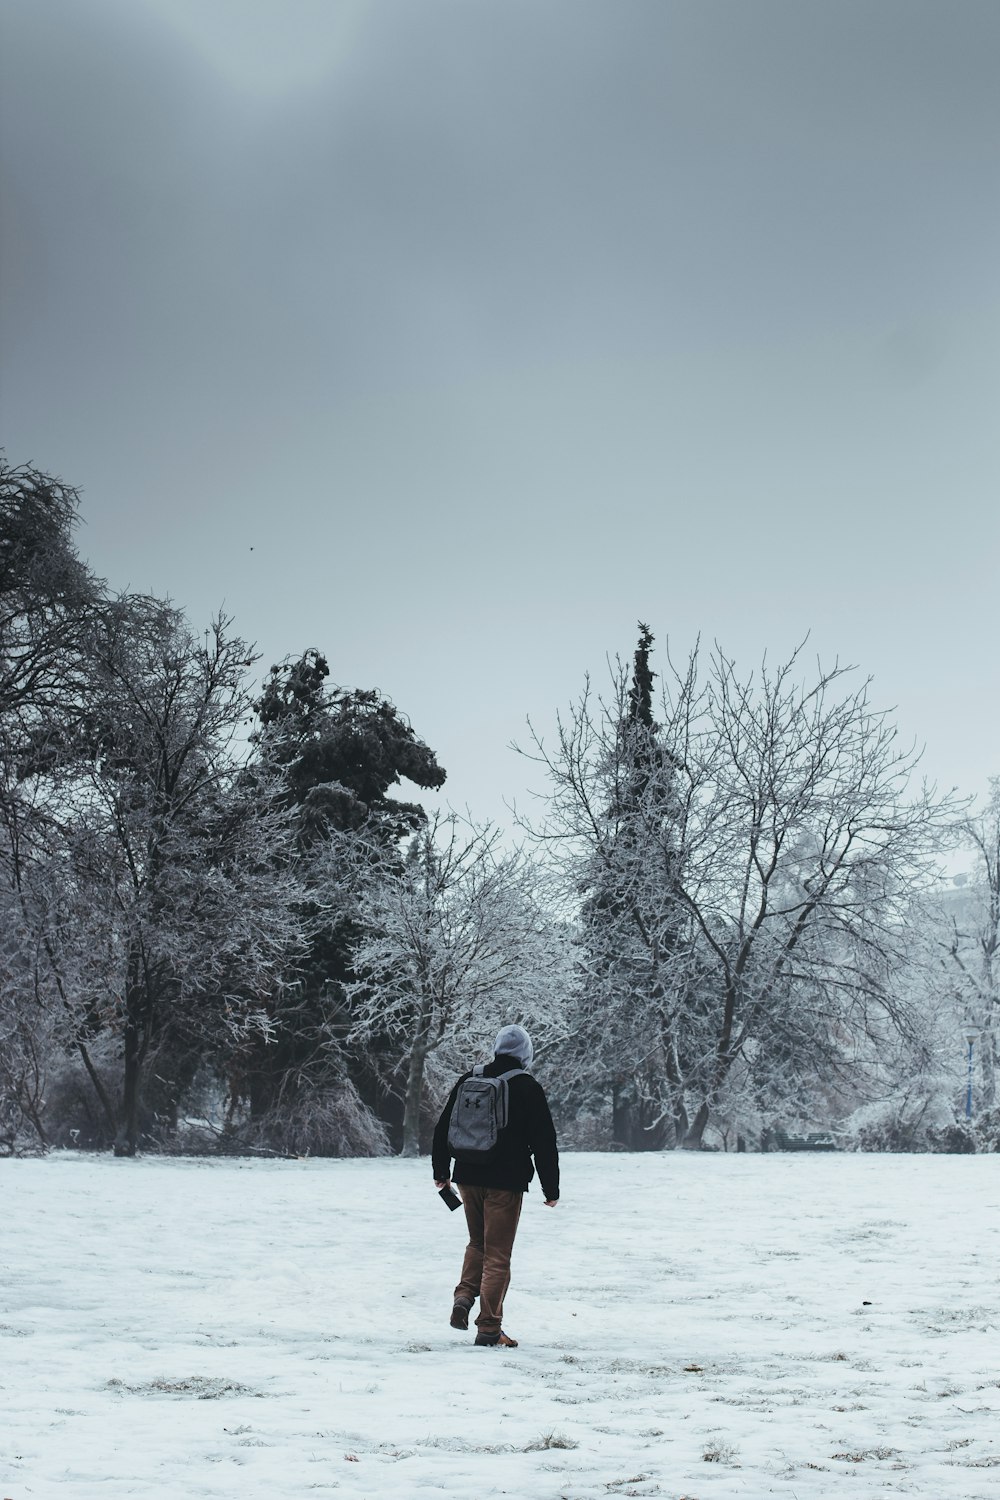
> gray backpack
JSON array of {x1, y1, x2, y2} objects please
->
[{"x1": 447, "y1": 1065, "x2": 527, "y2": 1163}]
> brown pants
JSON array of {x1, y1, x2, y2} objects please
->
[{"x1": 455, "y1": 1186, "x2": 523, "y2": 1336}]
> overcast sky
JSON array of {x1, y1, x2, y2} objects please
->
[{"x1": 2, "y1": 0, "x2": 998, "y2": 829}]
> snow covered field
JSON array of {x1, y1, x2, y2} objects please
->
[{"x1": 2, "y1": 1152, "x2": 998, "y2": 1499}]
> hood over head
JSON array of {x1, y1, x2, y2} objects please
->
[{"x1": 493, "y1": 1023, "x2": 533, "y2": 1068}]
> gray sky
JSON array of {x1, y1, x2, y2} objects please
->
[{"x1": 2, "y1": 0, "x2": 998, "y2": 828}]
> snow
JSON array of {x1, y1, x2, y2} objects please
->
[{"x1": 2, "y1": 1151, "x2": 998, "y2": 1498}]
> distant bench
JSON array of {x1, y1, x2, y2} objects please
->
[{"x1": 760, "y1": 1127, "x2": 839, "y2": 1152}]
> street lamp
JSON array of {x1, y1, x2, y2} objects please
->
[{"x1": 964, "y1": 1029, "x2": 979, "y2": 1121}]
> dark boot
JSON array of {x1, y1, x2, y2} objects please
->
[
  {"x1": 450, "y1": 1298, "x2": 474, "y2": 1330},
  {"x1": 474, "y1": 1329, "x2": 518, "y2": 1347}
]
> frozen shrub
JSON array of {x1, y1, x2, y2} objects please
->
[
  {"x1": 37, "y1": 1048, "x2": 120, "y2": 1151},
  {"x1": 925, "y1": 1122, "x2": 977, "y2": 1154},
  {"x1": 972, "y1": 1105, "x2": 1000, "y2": 1153},
  {"x1": 234, "y1": 1076, "x2": 390, "y2": 1158},
  {"x1": 847, "y1": 1095, "x2": 980, "y2": 1153}
]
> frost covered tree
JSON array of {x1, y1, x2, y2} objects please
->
[
  {"x1": 521, "y1": 631, "x2": 960, "y2": 1148},
  {"x1": 0, "y1": 461, "x2": 104, "y2": 1150},
  {"x1": 232, "y1": 650, "x2": 447, "y2": 1152},
  {"x1": 939, "y1": 780, "x2": 1000, "y2": 1116},
  {"x1": 868, "y1": 780, "x2": 1000, "y2": 1152},
  {"x1": 0, "y1": 890, "x2": 57, "y2": 1153},
  {"x1": 42, "y1": 600, "x2": 306, "y2": 1155},
  {"x1": 0, "y1": 791, "x2": 104, "y2": 1152},
  {"x1": 567, "y1": 626, "x2": 688, "y2": 1148},
  {"x1": 0, "y1": 460, "x2": 97, "y2": 737},
  {"x1": 346, "y1": 813, "x2": 568, "y2": 1156},
  {"x1": 1, "y1": 459, "x2": 99, "y2": 957}
]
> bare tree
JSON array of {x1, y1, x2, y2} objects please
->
[
  {"x1": 346, "y1": 813, "x2": 568, "y2": 1156},
  {"x1": 37, "y1": 599, "x2": 307, "y2": 1154},
  {"x1": 1, "y1": 460, "x2": 101, "y2": 1150},
  {"x1": 520, "y1": 634, "x2": 961, "y2": 1148},
  {"x1": 938, "y1": 780, "x2": 1000, "y2": 1113},
  {"x1": 0, "y1": 888, "x2": 56, "y2": 1153},
  {"x1": 1, "y1": 466, "x2": 311, "y2": 1155}
]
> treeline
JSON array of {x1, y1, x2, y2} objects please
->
[
  {"x1": 0, "y1": 460, "x2": 559, "y2": 1158},
  {"x1": 1, "y1": 460, "x2": 997, "y2": 1157}
]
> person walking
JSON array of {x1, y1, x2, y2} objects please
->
[{"x1": 432, "y1": 1023, "x2": 559, "y2": 1347}]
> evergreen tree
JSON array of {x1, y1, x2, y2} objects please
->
[
  {"x1": 570, "y1": 625, "x2": 691, "y2": 1148},
  {"x1": 232, "y1": 651, "x2": 446, "y2": 1150}
]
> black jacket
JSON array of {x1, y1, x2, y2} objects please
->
[{"x1": 432, "y1": 1053, "x2": 560, "y2": 1201}]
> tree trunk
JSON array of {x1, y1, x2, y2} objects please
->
[
  {"x1": 669, "y1": 1093, "x2": 690, "y2": 1148},
  {"x1": 114, "y1": 959, "x2": 152, "y2": 1157},
  {"x1": 681, "y1": 1099, "x2": 710, "y2": 1149},
  {"x1": 76, "y1": 1039, "x2": 118, "y2": 1144},
  {"x1": 400, "y1": 1007, "x2": 431, "y2": 1158},
  {"x1": 611, "y1": 1080, "x2": 633, "y2": 1149},
  {"x1": 660, "y1": 1023, "x2": 689, "y2": 1148},
  {"x1": 114, "y1": 1011, "x2": 142, "y2": 1156},
  {"x1": 981, "y1": 1011, "x2": 997, "y2": 1110}
]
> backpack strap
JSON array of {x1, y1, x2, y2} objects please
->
[{"x1": 493, "y1": 1068, "x2": 527, "y2": 1130}]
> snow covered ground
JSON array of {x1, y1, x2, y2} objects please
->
[{"x1": 2, "y1": 1151, "x2": 998, "y2": 1499}]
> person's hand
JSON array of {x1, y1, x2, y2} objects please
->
[
  {"x1": 435, "y1": 1179, "x2": 451, "y2": 1191},
  {"x1": 544, "y1": 1199, "x2": 559, "y2": 1207}
]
